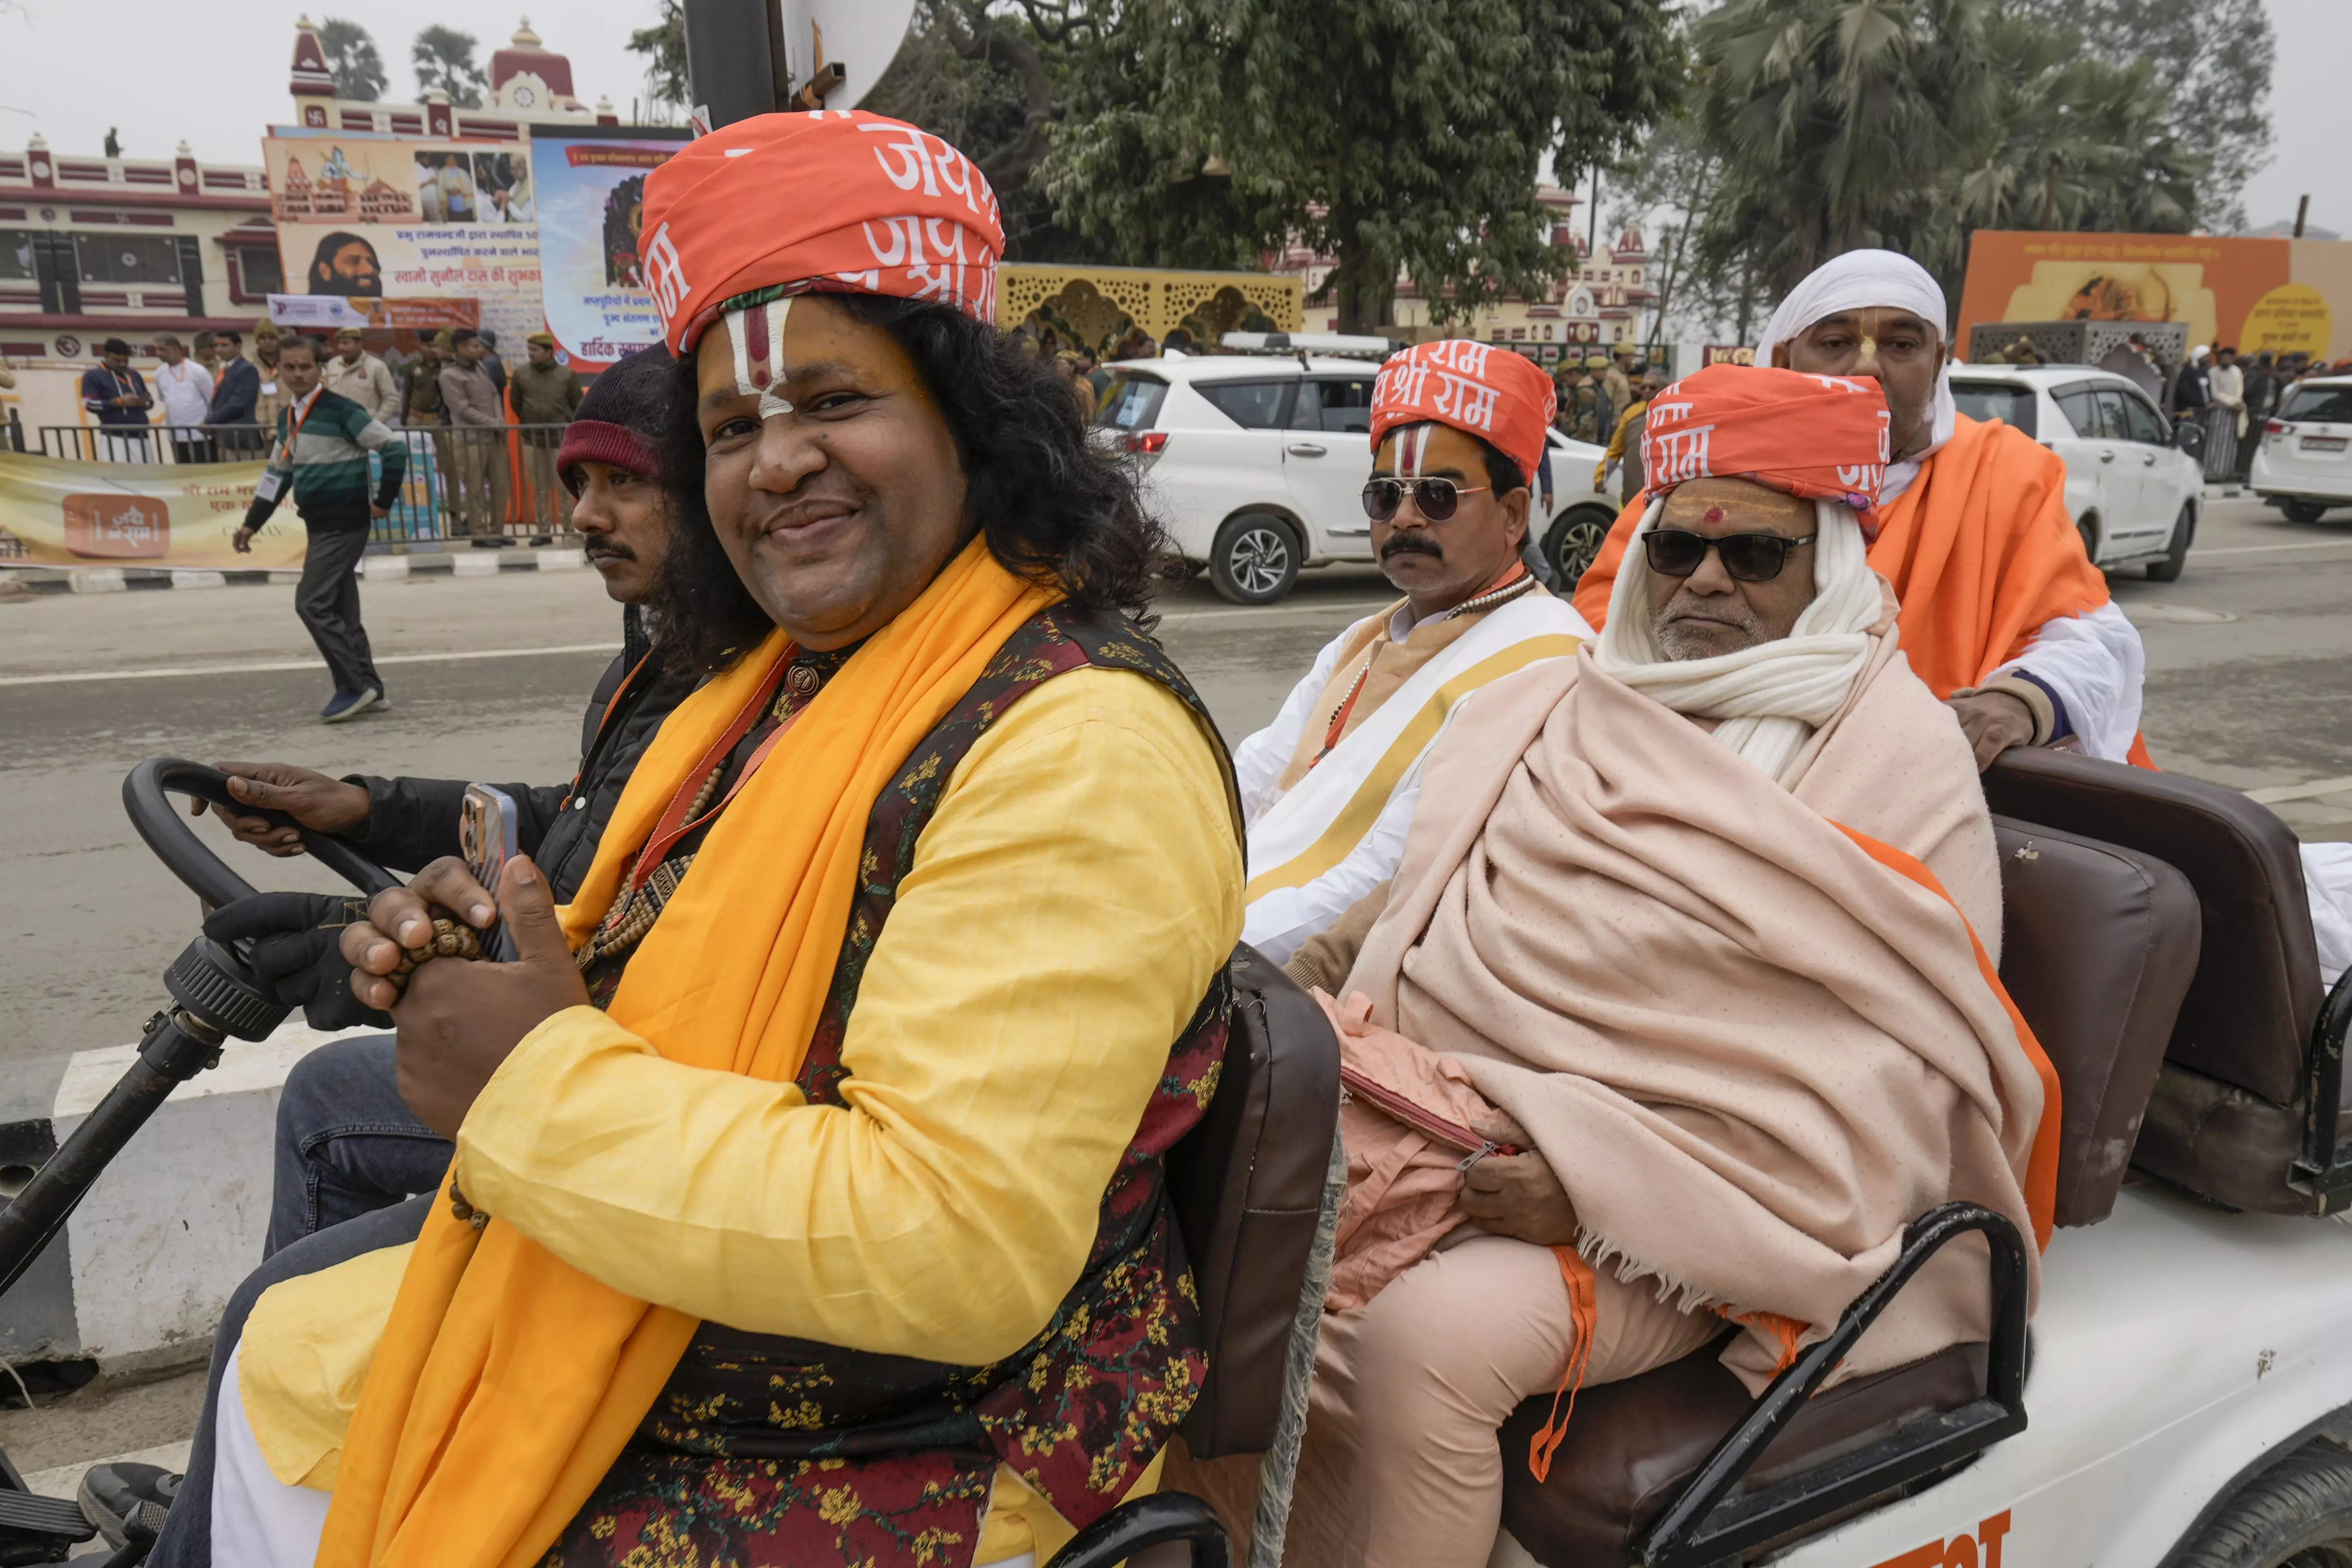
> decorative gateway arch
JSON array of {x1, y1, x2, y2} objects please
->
[{"x1": 996, "y1": 264, "x2": 1303, "y2": 352}]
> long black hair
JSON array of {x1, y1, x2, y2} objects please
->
[{"x1": 656, "y1": 293, "x2": 1174, "y2": 674}]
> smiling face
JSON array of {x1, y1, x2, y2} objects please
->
[
  {"x1": 1774, "y1": 307, "x2": 1944, "y2": 461},
  {"x1": 570, "y1": 461, "x2": 672, "y2": 606},
  {"x1": 1646, "y1": 477, "x2": 1819, "y2": 661},
  {"x1": 694, "y1": 296, "x2": 970, "y2": 651},
  {"x1": 1369, "y1": 422, "x2": 1528, "y2": 619}
]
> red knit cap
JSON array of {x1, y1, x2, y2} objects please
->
[
  {"x1": 1640, "y1": 364, "x2": 1891, "y2": 526},
  {"x1": 1370, "y1": 340, "x2": 1558, "y2": 481},
  {"x1": 638, "y1": 110, "x2": 1003, "y2": 354}
]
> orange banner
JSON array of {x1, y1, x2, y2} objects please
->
[
  {"x1": 1958, "y1": 231, "x2": 2351, "y2": 362},
  {"x1": 0, "y1": 453, "x2": 309, "y2": 570}
]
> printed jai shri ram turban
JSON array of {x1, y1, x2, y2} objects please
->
[
  {"x1": 1370, "y1": 339, "x2": 1558, "y2": 481},
  {"x1": 1639, "y1": 362, "x2": 1892, "y2": 529},
  {"x1": 638, "y1": 110, "x2": 1004, "y2": 354}
]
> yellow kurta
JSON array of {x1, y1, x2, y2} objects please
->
[{"x1": 237, "y1": 665, "x2": 1243, "y2": 1563}]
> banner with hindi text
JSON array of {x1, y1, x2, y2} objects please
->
[{"x1": 0, "y1": 452, "x2": 308, "y2": 570}]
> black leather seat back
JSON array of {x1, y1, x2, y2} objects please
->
[
  {"x1": 1984, "y1": 749, "x2": 2339, "y2": 1214},
  {"x1": 1991, "y1": 817, "x2": 2200, "y2": 1225},
  {"x1": 1165, "y1": 944, "x2": 1342, "y2": 1458}
]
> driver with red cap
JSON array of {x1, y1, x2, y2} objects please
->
[{"x1": 1233, "y1": 338, "x2": 1592, "y2": 975}]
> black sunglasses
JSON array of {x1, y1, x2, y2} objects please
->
[
  {"x1": 1361, "y1": 477, "x2": 1491, "y2": 523},
  {"x1": 1642, "y1": 528, "x2": 1818, "y2": 583}
]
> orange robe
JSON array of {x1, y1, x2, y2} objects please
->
[{"x1": 1571, "y1": 412, "x2": 2154, "y2": 767}]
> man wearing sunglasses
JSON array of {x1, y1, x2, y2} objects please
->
[
  {"x1": 1280, "y1": 365, "x2": 2051, "y2": 1568},
  {"x1": 1574, "y1": 249, "x2": 2148, "y2": 772},
  {"x1": 1233, "y1": 338, "x2": 1591, "y2": 964}
]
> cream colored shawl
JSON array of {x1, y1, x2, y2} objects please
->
[{"x1": 1344, "y1": 629, "x2": 2046, "y2": 1390}]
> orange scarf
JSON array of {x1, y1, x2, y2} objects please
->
[
  {"x1": 318, "y1": 539, "x2": 1058, "y2": 1568},
  {"x1": 1571, "y1": 414, "x2": 2139, "y2": 757}
]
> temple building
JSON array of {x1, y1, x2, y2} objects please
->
[{"x1": 287, "y1": 16, "x2": 624, "y2": 141}]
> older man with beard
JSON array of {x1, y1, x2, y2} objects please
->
[
  {"x1": 1233, "y1": 339, "x2": 1592, "y2": 964},
  {"x1": 1576, "y1": 250, "x2": 2149, "y2": 770},
  {"x1": 1282, "y1": 365, "x2": 2058, "y2": 1568}
]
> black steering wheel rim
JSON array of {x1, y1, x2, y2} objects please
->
[{"x1": 123, "y1": 758, "x2": 400, "y2": 910}]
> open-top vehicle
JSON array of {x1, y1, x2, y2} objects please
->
[{"x1": 3, "y1": 745, "x2": 2350, "y2": 1568}]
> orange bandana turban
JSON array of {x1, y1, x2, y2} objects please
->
[
  {"x1": 1370, "y1": 340, "x2": 1557, "y2": 480},
  {"x1": 639, "y1": 110, "x2": 1004, "y2": 353},
  {"x1": 1641, "y1": 363, "x2": 1892, "y2": 533}
]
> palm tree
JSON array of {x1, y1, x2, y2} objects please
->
[{"x1": 413, "y1": 26, "x2": 488, "y2": 110}]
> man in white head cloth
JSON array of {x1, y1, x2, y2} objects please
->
[
  {"x1": 1232, "y1": 340, "x2": 1592, "y2": 965},
  {"x1": 1576, "y1": 248, "x2": 2153, "y2": 770}
]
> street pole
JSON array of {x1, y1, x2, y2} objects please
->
[
  {"x1": 682, "y1": 0, "x2": 791, "y2": 131},
  {"x1": 2295, "y1": 195, "x2": 2309, "y2": 240}
]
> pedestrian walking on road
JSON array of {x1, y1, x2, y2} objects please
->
[
  {"x1": 149, "y1": 333, "x2": 216, "y2": 463},
  {"x1": 2241, "y1": 350, "x2": 2281, "y2": 482},
  {"x1": 439, "y1": 327, "x2": 508, "y2": 541},
  {"x1": 322, "y1": 327, "x2": 402, "y2": 427},
  {"x1": 511, "y1": 332, "x2": 583, "y2": 532},
  {"x1": 232, "y1": 334, "x2": 406, "y2": 723}
]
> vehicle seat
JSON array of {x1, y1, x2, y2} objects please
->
[
  {"x1": 1983, "y1": 747, "x2": 2349, "y2": 1215},
  {"x1": 1494, "y1": 810, "x2": 2200, "y2": 1564},
  {"x1": 1165, "y1": 943, "x2": 1343, "y2": 1457}
]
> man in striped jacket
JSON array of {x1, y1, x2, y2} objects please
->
[{"x1": 234, "y1": 334, "x2": 406, "y2": 722}]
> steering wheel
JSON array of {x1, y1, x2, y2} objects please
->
[{"x1": 122, "y1": 758, "x2": 400, "y2": 909}]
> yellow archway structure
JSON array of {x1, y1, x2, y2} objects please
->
[{"x1": 998, "y1": 264, "x2": 1303, "y2": 350}]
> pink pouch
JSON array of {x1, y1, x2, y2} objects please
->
[{"x1": 1314, "y1": 989, "x2": 1529, "y2": 1312}]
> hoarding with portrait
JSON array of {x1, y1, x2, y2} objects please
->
[
  {"x1": 529, "y1": 130, "x2": 689, "y2": 369},
  {"x1": 1958, "y1": 232, "x2": 2352, "y2": 364},
  {"x1": 263, "y1": 132, "x2": 545, "y2": 353}
]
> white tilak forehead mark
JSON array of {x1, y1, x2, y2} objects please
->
[{"x1": 725, "y1": 297, "x2": 796, "y2": 417}]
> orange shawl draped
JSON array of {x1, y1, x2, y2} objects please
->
[
  {"x1": 317, "y1": 539, "x2": 1057, "y2": 1568},
  {"x1": 1571, "y1": 413, "x2": 2140, "y2": 756}
]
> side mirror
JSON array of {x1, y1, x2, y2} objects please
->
[{"x1": 2175, "y1": 420, "x2": 2207, "y2": 459}]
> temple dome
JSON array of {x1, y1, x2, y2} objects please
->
[{"x1": 489, "y1": 18, "x2": 576, "y2": 105}]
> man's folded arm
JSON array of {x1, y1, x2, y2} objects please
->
[{"x1": 455, "y1": 667, "x2": 1244, "y2": 1365}]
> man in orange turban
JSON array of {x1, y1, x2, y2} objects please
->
[
  {"x1": 1573, "y1": 250, "x2": 2151, "y2": 770},
  {"x1": 159, "y1": 112, "x2": 1241, "y2": 1568},
  {"x1": 1235, "y1": 338, "x2": 1591, "y2": 967}
]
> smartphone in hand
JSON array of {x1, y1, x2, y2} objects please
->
[{"x1": 460, "y1": 784, "x2": 520, "y2": 961}]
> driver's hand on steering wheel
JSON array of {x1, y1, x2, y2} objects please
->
[
  {"x1": 192, "y1": 761, "x2": 372, "y2": 857},
  {"x1": 341, "y1": 855, "x2": 590, "y2": 1140}
]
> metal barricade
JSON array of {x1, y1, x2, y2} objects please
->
[{"x1": 34, "y1": 421, "x2": 578, "y2": 546}]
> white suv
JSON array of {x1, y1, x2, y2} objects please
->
[
  {"x1": 2250, "y1": 375, "x2": 2352, "y2": 523},
  {"x1": 1095, "y1": 353, "x2": 1616, "y2": 604},
  {"x1": 1948, "y1": 366, "x2": 2205, "y2": 581}
]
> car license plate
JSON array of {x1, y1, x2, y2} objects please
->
[{"x1": 2303, "y1": 435, "x2": 2349, "y2": 452}]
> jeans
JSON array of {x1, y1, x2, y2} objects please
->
[
  {"x1": 293, "y1": 527, "x2": 382, "y2": 699},
  {"x1": 267, "y1": 1035, "x2": 452, "y2": 1257},
  {"x1": 146, "y1": 1196, "x2": 435, "y2": 1568}
]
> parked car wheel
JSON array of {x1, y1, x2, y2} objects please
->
[
  {"x1": 1544, "y1": 505, "x2": 1617, "y2": 593},
  {"x1": 2283, "y1": 499, "x2": 2333, "y2": 524},
  {"x1": 2171, "y1": 1439, "x2": 2352, "y2": 1568},
  {"x1": 2147, "y1": 503, "x2": 2196, "y2": 582},
  {"x1": 1208, "y1": 513, "x2": 1300, "y2": 606}
]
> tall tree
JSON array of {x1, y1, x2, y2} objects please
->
[
  {"x1": 1682, "y1": 0, "x2": 2205, "y2": 305},
  {"x1": 320, "y1": 18, "x2": 388, "y2": 102},
  {"x1": 2015, "y1": 0, "x2": 2272, "y2": 231},
  {"x1": 413, "y1": 25, "x2": 488, "y2": 110},
  {"x1": 1040, "y1": 0, "x2": 1681, "y2": 333},
  {"x1": 627, "y1": 0, "x2": 688, "y2": 120}
]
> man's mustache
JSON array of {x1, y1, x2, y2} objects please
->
[
  {"x1": 1380, "y1": 533, "x2": 1443, "y2": 561},
  {"x1": 584, "y1": 540, "x2": 637, "y2": 562}
]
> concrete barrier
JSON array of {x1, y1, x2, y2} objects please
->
[{"x1": 0, "y1": 1019, "x2": 374, "y2": 1376}]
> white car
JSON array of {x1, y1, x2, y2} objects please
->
[
  {"x1": 2250, "y1": 375, "x2": 2352, "y2": 523},
  {"x1": 1095, "y1": 354, "x2": 1616, "y2": 605},
  {"x1": 1949, "y1": 365, "x2": 2205, "y2": 581}
]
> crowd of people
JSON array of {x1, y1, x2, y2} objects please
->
[
  {"x1": 2171, "y1": 343, "x2": 2348, "y2": 482},
  {"x1": 72, "y1": 319, "x2": 585, "y2": 540},
  {"x1": 102, "y1": 108, "x2": 2194, "y2": 1568}
]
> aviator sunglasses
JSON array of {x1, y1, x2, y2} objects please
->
[
  {"x1": 1361, "y1": 477, "x2": 1491, "y2": 523},
  {"x1": 1642, "y1": 528, "x2": 1818, "y2": 583}
]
